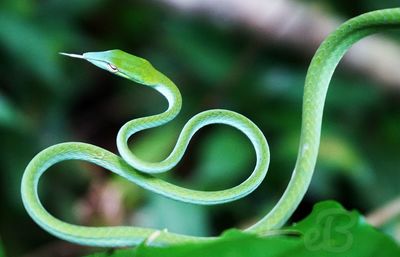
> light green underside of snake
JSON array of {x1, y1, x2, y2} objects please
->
[{"x1": 21, "y1": 8, "x2": 400, "y2": 247}]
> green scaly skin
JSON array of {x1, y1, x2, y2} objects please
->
[{"x1": 21, "y1": 8, "x2": 400, "y2": 247}]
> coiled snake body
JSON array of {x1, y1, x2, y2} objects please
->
[{"x1": 21, "y1": 8, "x2": 400, "y2": 247}]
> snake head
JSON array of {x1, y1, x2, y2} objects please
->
[{"x1": 60, "y1": 49, "x2": 162, "y2": 86}]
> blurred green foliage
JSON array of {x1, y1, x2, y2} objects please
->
[
  {"x1": 0, "y1": 240, "x2": 4, "y2": 257},
  {"x1": 0, "y1": 0, "x2": 399, "y2": 256}
]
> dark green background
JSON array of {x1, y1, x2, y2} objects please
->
[{"x1": 0, "y1": 0, "x2": 399, "y2": 256}]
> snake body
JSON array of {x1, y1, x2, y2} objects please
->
[{"x1": 21, "y1": 8, "x2": 400, "y2": 247}]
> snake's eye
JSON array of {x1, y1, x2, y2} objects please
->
[{"x1": 107, "y1": 63, "x2": 119, "y2": 73}]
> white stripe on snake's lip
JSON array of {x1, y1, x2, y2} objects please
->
[{"x1": 59, "y1": 52, "x2": 85, "y2": 59}]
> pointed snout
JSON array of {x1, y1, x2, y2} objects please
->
[{"x1": 59, "y1": 52, "x2": 86, "y2": 59}]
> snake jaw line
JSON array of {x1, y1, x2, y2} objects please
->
[{"x1": 60, "y1": 51, "x2": 124, "y2": 75}]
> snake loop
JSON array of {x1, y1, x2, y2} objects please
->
[{"x1": 21, "y1": 8, "x2": 400, "y2": 247}]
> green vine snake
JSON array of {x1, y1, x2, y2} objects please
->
[{"x1": 21, "y1": 8, "x2": 400, "y2": 247}]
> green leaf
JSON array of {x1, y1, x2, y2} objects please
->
[
  {"x1": 291, "y1": 201, "x2": 400, "y2": 256},
  {"x1": 85, "y1": 201, "x2": 400, "y2": 257}
]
